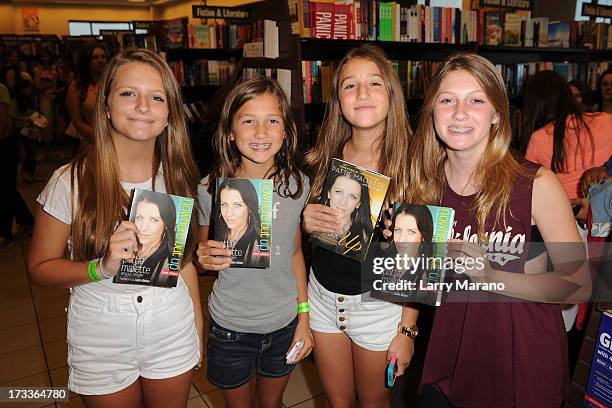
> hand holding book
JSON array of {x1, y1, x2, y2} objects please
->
[
  {"x1": 302, "y1": 203, "x2": 342, "y2": 234},
  {"x1": 101, "y1": 220, "x2": 141, "y2": 278},
  {"x1": 196, "y1": 240, "x2": 232, "y2": 271}
]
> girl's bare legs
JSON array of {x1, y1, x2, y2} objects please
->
[
  {"x1": 312, "y1": 330, "x2": 356, "y2": 408},
  {"x1": 81, "y1": 378, "x2": 142, "y2": 408},
  {"x1": 141, "y1": 369, "x2": 194, "y2": 408},
  {"x1": 352, "y1": 342, "x2": 390, "y2": 408}
]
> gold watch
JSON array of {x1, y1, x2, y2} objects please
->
[{"x1": 397, "y1": 323, "x2": 418, "y2": 339}]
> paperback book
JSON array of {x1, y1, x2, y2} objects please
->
[
  {"x1": 213, "y1": 178, "x2": 273, "y2": 268},
  {"x1": 378, "y1": 203, "x2": 455, "y2": 306},
  {"x1": 114, "y1": 189, "x2": 194, "y2": 288},
  {"x1": 313, "y1": 158, "x2": 390, "y2": 263}
]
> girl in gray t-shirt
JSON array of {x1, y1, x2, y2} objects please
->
[{"x1": 196, "y1": 76, "x2": 312, "y2": 405}]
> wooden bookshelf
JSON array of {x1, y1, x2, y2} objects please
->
[{"x1": 162, "y1": 0, "x2": 611, "y2": 148}]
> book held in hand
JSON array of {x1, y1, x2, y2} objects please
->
[
  {"x1": 378, "y1": 203, "x2": 455, "y2": 306},
  {"x1": 313, "y1": 158, "x2": 390, "y2": 263},
  {"x1": 114, "y1": 189, "x2": 194, "y2": 288},
  {"x1": 213, "y1": 178, "x2": 273, "y2": 268}
]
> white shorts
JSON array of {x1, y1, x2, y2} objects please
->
[
  {"x1": 67, "y1": 278, "x2": 200, "y2": 395},
  {"x1": 308, "y1": 271, "x2": 402, "y2": 351}
]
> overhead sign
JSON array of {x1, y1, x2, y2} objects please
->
[
  {"x1": 582, "y1": 3, "x2": 612, "y2": 18},
  {"x1": 480, "y1": 0, "x2": 532, "y2": 10},
  {"x1": 192, "y1": 6, "x2": 251, "y2": 20}
]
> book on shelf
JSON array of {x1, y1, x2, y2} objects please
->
[
  {"x1": 264, "y1": 20, "x2": 280, "y2": 58},
  {"x1": 286, "y1": 1, "x2": 610, "y2": 49},
  {"x1": 484, "y1": 12, "x2": 503, "y2": 46},
  {"x1": 312, "y1": 158, "x2": 390, "y2": 263},
  {"x1": 168, "y1": 59, "x2": 237, "y2": 87},
  {"x1": 242, "y1": 67, "x2": 292, "y2": 99},
  {"x1": 243, "y1": 42, "x2": 264, "y2": 57},
  {"x1": 160, "y1": 17, "x2": 188, "y2": 50},
  {"x1": 374, "y1": 203, "x2": 455, "y2": 306},
  {"x1": 213, "y1": 178, "x2": 273, "y2": 268},
  {"x1": 113, "y1": 189, "x2": 194, "y2": 288},
  {"x1": 503, "y1": 12, "x2": 523, "y2": 47},
  {"x1": 548, "y1": 21, "x2": 571, "y2": 48}
]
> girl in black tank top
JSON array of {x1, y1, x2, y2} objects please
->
[{"x1": 302, "y1": 44, "x2": 418, "y2": 406}]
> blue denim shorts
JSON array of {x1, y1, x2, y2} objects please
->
[{"x1": 206, "y1": 317, "x2": 298, "y2": 389}]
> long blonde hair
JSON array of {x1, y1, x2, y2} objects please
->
[
  {"x1": 70, "y1": 48, "x2": 200, "y2": 263},
  {"x1": 306, "y1": 43, "x2": 412, "y2": 203},
  {"x1": 407, "y1": 53, "x2": 527, "y2": 241}
]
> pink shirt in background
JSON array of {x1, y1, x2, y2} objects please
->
[{"x1": 525, "y1": 112, "x2": 612, "y2": 199}]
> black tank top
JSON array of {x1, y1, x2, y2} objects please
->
[{"x1": 311, "y1": 228, "x2": 384, "y2": 295}]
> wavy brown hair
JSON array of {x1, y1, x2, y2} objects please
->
[
  {"x1": 69, "y1": 48, "x2": 200, "y2": 264},
  {"x1": 306, "y1": 43, "x2": 412, "y2": 204},
  {"x1": 208, "y1": 75, "x2": 303, "y2": 198},
  {"x1": 407, "y1": 53, "x2": 528, "y2": 241}
]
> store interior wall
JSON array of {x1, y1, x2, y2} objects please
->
[{"x1": 0, "y1": 0, "x2": 266, "y2": 35}]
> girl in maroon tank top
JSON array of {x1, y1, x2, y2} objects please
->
[{"x1": 405, "y1": 54, "x2": 590, "y2": 407}]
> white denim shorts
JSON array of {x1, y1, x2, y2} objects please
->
[
  {"x1": 308, "y1": 271, "x2": 402, "y2": 351},
  {"x1": 66, "y1": 278, "x2": 200, "y2": 395}
]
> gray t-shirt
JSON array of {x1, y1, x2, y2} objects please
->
[{"x1": 198, "y1": 174, "x2": 309, "y2": 333}]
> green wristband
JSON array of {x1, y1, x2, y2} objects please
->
[
  {"x1": 297, "y1": 301, "x2": 310, "y2": 313},
  {"x1": 87, "y1": 259, "x2": 101, "y2": 282}
]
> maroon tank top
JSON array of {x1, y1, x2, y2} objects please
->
[{"x1": 420, "y1": 162, "x2": 570, "y2": 407}]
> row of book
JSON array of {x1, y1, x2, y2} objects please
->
[
  {"x1": 187, "y1": 21, "x2": 254, "y2": 50},
  {"x1": 301, "y1": 59, "x2": 610, "y2": 104},
  {"x1": 288, "y1": 1, "x2": 612, "y2": 49},
  {"x1": 168, "y1": 59, "x2": 238, "y2": 87}
]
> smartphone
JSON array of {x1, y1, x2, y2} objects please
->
[
  {"x1": 286, "y1": 340, "x2": 305, "y2": 364},
  {"x1": 386, "y1": 356, "x2": 398, "y2": 387}
]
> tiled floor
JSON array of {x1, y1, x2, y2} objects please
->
[{"x1": 0, "y1": 157, "x2": 325, "y2": 408}]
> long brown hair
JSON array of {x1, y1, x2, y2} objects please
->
[
  {"x1": 407, "y1": 53, "x2": 527, "y2": 241},
  {"x1": 306, "y1": 43, "x2": 412, "y2": 203},
  {"x1": 208, "y1": 75, "x2": 303, "y2": 198},
  {"x1": 69, "y1": 48, "x2": 200, "y2": 264}
]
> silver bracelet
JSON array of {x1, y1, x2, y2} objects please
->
[{"x1": 98, "y1": 257, "x2": 112, "y2": 279}]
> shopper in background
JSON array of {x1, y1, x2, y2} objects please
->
[
  {"x1": 65, "y1": 41, "x2": 107, "y2": 147},
  {"x1": 11, "y1": 72, "x2": 43, "y2": 182},
  {"x1": 521, "y1": 70, "x2": 612, "y2": 203},
  {"x1": 569, "y1": 79, "x2": 595, "y2": 112},
  {"x1": 34, "y1": 47, "x2": 57, "y2": 144},
  {"x1": 0, "y1": 80, "x2": 33, "y2": 251},
  {"x1": 1, "y1": 47, "x2": 26, "y2": 96},
  {"x1": 597, "y1": 68, "x2": 612, "y2": 114}
]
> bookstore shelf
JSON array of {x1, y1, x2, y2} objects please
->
[
  {"x1": 300, "y1": 38, "x2": 612, "y2": 64},
  {"x1": 300, "y1": 38, "x2": 476, "y2": 61},
  {"x1": 166, "y1": 48, "x2": 243, "y2": 61}
]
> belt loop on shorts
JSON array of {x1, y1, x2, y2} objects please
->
[{"x1": 107, "y1": 293, "x2": 119, "y2": 313}]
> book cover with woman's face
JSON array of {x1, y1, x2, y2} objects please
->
[
  {"x1": 314, "y1": 158, "x2": 390, "y2": 262},
  {"x1": 114, "y1": 189, "x2": 194, "y2": 287},
  {"x1": 213, "y1": 178, "x2": 273, "y2": 269}
]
